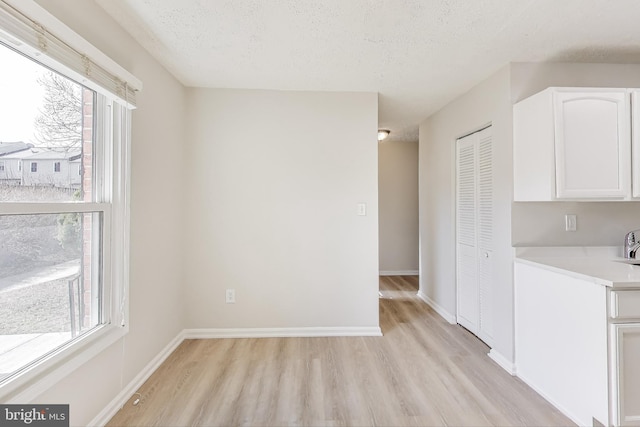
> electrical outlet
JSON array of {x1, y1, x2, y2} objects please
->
[
  {"x1": 357, "y1": 203, "x2": 367, "y2": 216},
  {"x1": 225, "y1": 289, "x2": 235, "y2": 304},
  {"x1": 565, "y1": 214, "x2": 577, "y2": 232}
]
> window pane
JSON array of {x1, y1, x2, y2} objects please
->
[
  {"x1": 0, "y1": 44, "x2": 94, "y2": 202},
  {"x1": 0, "y1": 212, "x2": 102, "y2": 383}
]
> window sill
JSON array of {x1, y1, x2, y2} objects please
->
[{"x1": 0, "y1": 322, "x2": 128, "y2": 403}]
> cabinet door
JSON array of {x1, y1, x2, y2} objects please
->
[
  {"x1": 554, "y1": 90, "x2": 630, "y2": 199},
  {"x1": 515, "y1": 263, "x2": 609, "y2": 426},
  {"x1": 632, "y1": 91, "x2": 640, "y2": 198},
  {"x1": 611, "y1": 324, "x2": 640, "y2": 426}
]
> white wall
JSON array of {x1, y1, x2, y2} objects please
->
[
  {"x1": 419, "y1": 65, "x2": 515, "y2": 362},
  {"x1": 511, "y1": 62, "x2": 640, "y2": 103},
  {"x1": 378, "y1": 140, "x2": 419, "y2": 274},
  {"x1": 31, "y1": 2, "x2": 186, "y2": 425},
  {"x1": 513, "y1": 202, "x2": 640, "y2": 247},
  {"x1": 184, "y1": 88, "x2": 379, "y2": 330}
]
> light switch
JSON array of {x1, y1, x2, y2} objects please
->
[
  {"x1": 357, "y1": 203, "x2": 367, "y2": 216},
  {"x1": 565, "y1": 214, "x2": 577, "y2": 232}
]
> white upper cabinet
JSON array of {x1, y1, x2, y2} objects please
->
[
  {"x1": 554, "y1": 91, "x2": 629, "y2": 198},
  {"x1": 514, "y1": 88, "x2": 632, "y2": 201},
  {"x1": 632, "y1": 91, "x2": 640, "y2": 199}
]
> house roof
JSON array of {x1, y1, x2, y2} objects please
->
[
  {"x1": 2, "y1": 147, "x2": 81, "y2": 161},
  {"x1": 21, "y1": 148, "x2": 82, "y2": 161},
  {"x1": 0, "y1": 141, "x2": 32, "y2": 156}
]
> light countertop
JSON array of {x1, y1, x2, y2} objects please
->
[{"x1": 515, "y1": 247, "x2": 640, "y2": 288}]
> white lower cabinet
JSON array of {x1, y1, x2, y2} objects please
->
[
  {"x1": 610, "y1": 289, "x2": 640, "y2": 426},
  {"x1": 611, "y1": 325, "x2": 640, "y2": 425},
  {"x1": 515, "y1": 262, "x2": 640, "y2": 426},
  {"x1": 515, "y1": 262, "x2": 608, "y2": 426}
]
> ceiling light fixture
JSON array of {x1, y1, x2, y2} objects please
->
[{"x1": 378, "y1": 129, "x2": 390, "y2": 141}]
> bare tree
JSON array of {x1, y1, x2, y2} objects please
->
[
  {"x1": 34, "y1": 71, "x2": 82, "y2": 151},
  {"x1": 31, "y1": 72, "x2": 84, "y2": 254}
]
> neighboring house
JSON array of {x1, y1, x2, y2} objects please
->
[
  {"x1": 0, "y1": 151, "x2": 25, "y2": 184},
  {"x1": 69, "y1": 156, "x2": 82, "y2": 187},
  {"x1": 0, "y1": 141, "x2": 32, "y2": 184},
  {"x1": 20, "y1": 148, "x2": 82, "y2": 188},
  {"x1": 0, "y1": 143, "x2": 81, "y2": 189}
]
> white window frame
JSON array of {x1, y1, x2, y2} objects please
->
[{"x1": 0, "y1": 0, "x2": 135, "y2": 403}]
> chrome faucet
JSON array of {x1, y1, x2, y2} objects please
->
[{"x1": 625, "y1": 229, "x2": 640, "y2": 259}]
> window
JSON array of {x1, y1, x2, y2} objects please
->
[
  {"x1": 0, "y1": 0, "x2": 140, "y2": 402},
  {"x1": 0, "y1": 48, "x2": 106, "y2": 391}
]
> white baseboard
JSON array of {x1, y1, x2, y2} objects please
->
[
  {"x1": 88, "y1": 331, "x2": 185, "y2": 427},
  {"x1": 516, "y1": 371, "x2": 585, "y2": 427},
  {"x1": 416, "y1": 291, "x2": 456, "y2": 324},
  {"x1": 487, "y1": 349, "x2": 516, "y2": 375},
  {"x1": 183, "y1": 326, "x2": 383, "y2": 339},
  {"x1": 379, "y1": 270, "x2": 419, "y2": 276}
]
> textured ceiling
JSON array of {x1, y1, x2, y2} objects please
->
[{"x1": 97, "y1": 0, "x2": 640, "y2": 142}]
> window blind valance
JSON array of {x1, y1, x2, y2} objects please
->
[{"x1": 0, "y1": 0, "x2": 142, "y2": 108}]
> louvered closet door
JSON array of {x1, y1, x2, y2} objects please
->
[
  {"x1": 456, "y1": 126, "x2": 493, "y2": 346},
  {"x1": 456, "y1": 132, "x2": 479, "y2": 334},
  {"x1": 477, "y1": 127, "x2": 494, "y2": 345}
]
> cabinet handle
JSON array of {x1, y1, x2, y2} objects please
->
[{"x1": 484, "y1": 252, "x2": 489, "y2": 258}]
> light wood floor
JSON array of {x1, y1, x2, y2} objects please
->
[{"x1": 107, "y1": 276, "x2": 573, "y2": 426}]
